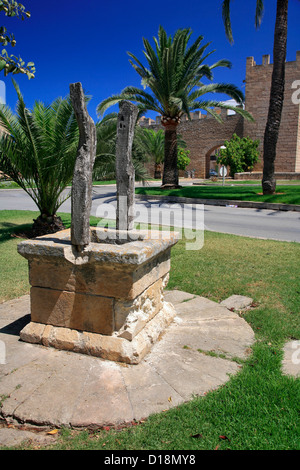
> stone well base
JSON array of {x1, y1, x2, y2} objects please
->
[
  {"x1": 20, "y1": 301, "x2": 176, "y2": 364},
  {"x1": 18, "y1": 227, "x2": 179, "y2": 364}
]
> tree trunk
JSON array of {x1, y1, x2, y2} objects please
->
[
  {"x1": 161, "y1": 121, "x2": 180, "y2": 188},
  {"x1": 31, "y1": 214, "x2": 65, "y2": 238},
  {"x1": 154, "y1": 162, "x2": 162, "y2": 179},
  {"x1": 262, "y1": 0, "x2": 288, "y2": 195}
]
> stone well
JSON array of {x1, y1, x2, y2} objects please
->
[{"x1": 18, "y1": 226, "x2": 178, "y2": 364}]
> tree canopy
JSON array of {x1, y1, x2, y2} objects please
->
[
  {"x1": 97, "y1": 26, "x2": 253, "y2": 186},
  {"x1": 0, "y1": 80, "x2": 79, "y2": 234}
]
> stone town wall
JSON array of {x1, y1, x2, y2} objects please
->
[
  {"x1": 140, "y1": 111, "x2": 244, "y2": 179},
  {"x1": 244, "y1": 52, "x2": 300, "y2": 173}
]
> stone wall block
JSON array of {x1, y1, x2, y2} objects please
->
[{"x1": 30, "y1": 287, "x2": 114, "y2": 335}]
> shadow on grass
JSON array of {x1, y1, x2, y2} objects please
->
[
  {"x1": 0, "y1": 213, "x2": 101, "y2": 245},
  {"x1": 0, "y1": 222, "x2": 34, "y2": 244}
]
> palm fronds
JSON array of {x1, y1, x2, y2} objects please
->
[
  {"x1": 96, "y1": 25, "x2": 253, "y2": 186},
  {"x1": 97, "y1": 25, "x2": 251, "y2": 123},
  {"x1": 93, "y1": 113, "x2": 150, "y2": 182},
  {"x1": 222, "y1": 0, "x2": 265, "y2": 43},
  {"x1": 222, "y1": 0, "x2": 234, "y2": 44}
]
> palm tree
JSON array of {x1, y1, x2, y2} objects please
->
[
  {"x1": 0, "y1": 80, "x2": 79, "y2": 236},
  {"x1": 137, "y1": 127, "x2": 188, "y2": 179},
  {"x1": 93, "y1": 113, "x2": 119, "y2": 181},
  {"x1": 222, "y1": 0, "x2": 289, "y2": 194},
  {"x1": 137, "y1": 128, "x2": 164, "y2": 179},
  {"x1": 97, "y1": 26, "x2": 253, "y2": 188},
  {"x1": 93, "y1": 112, "x2": 149, "y2": 182}
]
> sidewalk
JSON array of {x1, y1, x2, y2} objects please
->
[
  {"x1": 0, "y1": 290, "x2": 255, "y2": 447},
  {"x1": 1, "y1": 289, "x2": 298, "y2": 448}
]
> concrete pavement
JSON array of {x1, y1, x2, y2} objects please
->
[
  {"x1": 0, "y1": 289, "x2": 256, "y2": 447},
  {"x1": 1, "y1": 185, "x2": 300, "y2": 242},
  {"x1": 0, "y1": 289, "x2": 298, "y2": 448}
]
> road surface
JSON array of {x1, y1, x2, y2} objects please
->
[{"x1": 0, "y1": 185, "x2": 299, "y2": 243}]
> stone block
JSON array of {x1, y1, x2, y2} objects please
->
[
  {"x1": 28, "y1": 246, "x2": 171, "y2": 301},
  {"x1": 42, "y1": 324, "x2": 81, "y2": 352},
  {"x1": 20, "y1": 301, "x2": 177, "y2": 364},
  {"x1": 18, "y1": 227, "x2": 178, "y2": 363},
  {"x1": 115, "y1": 276, "x2": 166, "y2": 340},
  {"x1": 19, "y1": 322, "x2": 46, "y2": 344},
  {"x1": 30, "y1": 287, "x2": 114, "y2": 335},
  {"x1": 220, "y1": 295, "x2": 253, "y2": 311},
  {"x1": 29, "y1": 259, "x2": 135, "y2": 299}
]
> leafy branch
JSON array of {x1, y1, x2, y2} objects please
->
[{"x1": 0, "y1": 1, "x2": 35, "y2": 79}]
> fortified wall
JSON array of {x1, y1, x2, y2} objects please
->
[
  {"x1": 140, "y1": 110, "x2": 244, "y2": 179},
  {"x1": 139, "y1": 52, "x2": 300, "y2": 179},
  {"x1": 244, "y1": 51, "x2": 300, "y2": 175}
]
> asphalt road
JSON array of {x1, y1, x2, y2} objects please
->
[{"x1": 0, "y1": 185, "x2": 300, "y2": 243}]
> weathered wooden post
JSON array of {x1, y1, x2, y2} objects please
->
[
  {"x1": 115, "y1": 101, "x2": 139, "y2": 231},
  {"x1": 69, "y1": 82, "x2": 97, "y2": 251}
]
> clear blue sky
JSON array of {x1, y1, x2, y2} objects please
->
[{"x1": 1, "y1": 0, "x2": 300, "y2": 122}]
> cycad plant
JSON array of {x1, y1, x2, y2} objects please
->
[
  {"x1": 0, "y1": 80, "x2": 79, "y2": 236},
  {"x1": 97, "y1": 26, "x2": 253, "y2": 188}
]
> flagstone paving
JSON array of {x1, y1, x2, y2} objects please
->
[{"x1": 1, "y1": 289, "x2": 296, "y2": 448}]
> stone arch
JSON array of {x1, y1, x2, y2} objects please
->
[
  {"x1": 140, "y1": 113, "x2": 244, "y2": 178},
  {"x1": 205, "y1": 142, "x2": 227, "y2": 178},
  {"x1": 176, "y1": 113, "x2": 244, "y2": 178}
]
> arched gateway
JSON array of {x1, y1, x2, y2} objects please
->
[{"x1": 140, "y1": 110, "x2": 244, "y2": 179}]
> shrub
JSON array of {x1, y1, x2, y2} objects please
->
[
  {"x1": 217, "y1": 134, "x2": 259, "y2": 177},
  {"x1": 177, "y1": 148, "x2": 191, "y2": 171}
]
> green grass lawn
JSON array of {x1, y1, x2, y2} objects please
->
[
  {"x1": 0, "y1": 181, "x2": 23, "y2": 189},
  {"x1": 0, "y1": 210, "x2": 299, "y2": 450},
  {"x1": 92, "y1": 180, "x2": 116, "y2": 185},
  {"x1": 187, "y1": 179, "x2": 300, "y2": 186},
  {"x1": 136, "y1": 184, "x2": 300, "y2": 205}
]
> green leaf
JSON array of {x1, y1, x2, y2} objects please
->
[{"x1": 0, "y1": 59, "x2": 6, "y2": 71}]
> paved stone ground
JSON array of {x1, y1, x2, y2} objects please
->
[{"x1": 0, "y1": 289, "x2": 296, "y2": 448}]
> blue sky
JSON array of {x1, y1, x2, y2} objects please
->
[{"x1": 1, "y1": 0, "x2": 300, "y2": 122}]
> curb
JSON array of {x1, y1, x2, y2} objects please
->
[
  {"x1": 1, "y1": 186, "x2": 299, "y2": 212},
  {"x1": 135, "y1": 193, "x2": 300, "y2": 212}
]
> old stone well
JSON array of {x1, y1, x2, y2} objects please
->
[{"x1": 18, "y1": 85, "x2": 179, "y2": 365}]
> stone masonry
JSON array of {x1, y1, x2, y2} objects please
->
[
  {"x1": 244, "y1": 52, "x2": 300, "y2": 174},
  {"x1": 18, "y1": 227, "x2": 179, "y2": 364}
]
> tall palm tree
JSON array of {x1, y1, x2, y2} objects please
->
[
  {"x1": 97, "y1": 26, "x2": 253, "y2": 188},
  {"x1": 222, "y1": 0, "x2": 289, "y2": 194},
  {"x1": 0, "y1": 80, "x2": 79, "y2": 236},
  {"x1": 137, "y1": 127, "x2": 188, "y2": 179}
]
